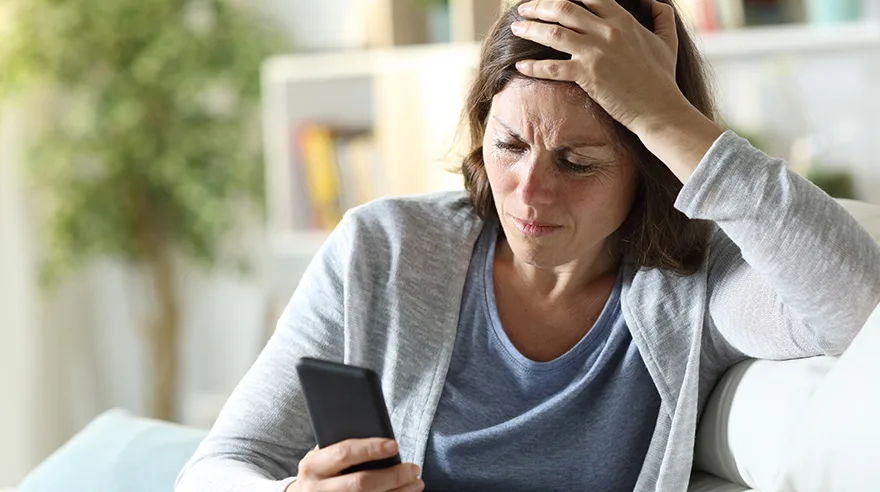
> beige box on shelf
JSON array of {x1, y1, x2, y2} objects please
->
[
  {"x1": 366, "y1": 0, "x2": 430, "y2": 47},
  {"x1": 367, "y1": 0, "x2": 507, "y2": 47}
]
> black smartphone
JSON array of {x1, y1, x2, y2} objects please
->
[{"x1": 295, "y1": 357, "x2": 402, "y2": 474}]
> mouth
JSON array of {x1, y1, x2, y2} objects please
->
[{"x1": 509, "y1": 216, "x2": 563, "y2": 238}]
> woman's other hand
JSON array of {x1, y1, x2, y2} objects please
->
[
  {"x1": 511, "y1": 0, "x2": 684, "y2": 135},
  {"x1": 287, "y1": 439, "x2": 424, "y2": 492}
]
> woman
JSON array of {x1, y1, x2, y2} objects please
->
[{"x1": 177, "y1": 1, "x2": 880, "y2": 491}]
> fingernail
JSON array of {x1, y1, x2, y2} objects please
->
[
  {"x1": 410, "y1": 464, "x2": 421, "y2": 479},
  {"x1": 383, "y1": 440, "x2": 398, "y2": 453},
  {"x1": 518, "y1": 2, "x2": 533, "y2": 14},
  {"x1": 511, "y1": 21, "x2": 524, "y2": 34},
  {"x1": 515, "y1": 61, "x2": 527, "y2": 71}
]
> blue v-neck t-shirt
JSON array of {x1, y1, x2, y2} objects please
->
[{"x1": 421, "y1": 223, "x2": 661, "y2": 491}]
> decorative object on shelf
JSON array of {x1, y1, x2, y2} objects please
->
[
  {"x1": 367, "y1": 0, "x2": 431, "y2": 47},
  {"x1": 805, "y1": 0, "x2": 862, "y2": 25},
  {"x1": 714, "y1": 0, "x2": 747, "y2": 30},
  {"x1": 743, "y1": 0, "x2": 792, "y2": 26},
  {"x1": 0, "y1": 0, "x2": 286, "y2": 421},
  {"x1": 678, "y1": 0, "x2": 721, "y2": 31},
  {"x1": 416, "y1": 0, "x2": 452, "y2": 43},
  {"x1": 680, "y1": 0, "x2": 810, "y2": 32}
]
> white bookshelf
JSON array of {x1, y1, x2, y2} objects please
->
[
  {"x1": 261, "y1": 19, "x2": 880, "y2": 270},
  {"x1": 697, "y1": 20, "x2": 880, "y2": 59},
  {"x1": 261, "y1": 42, "x2": 480, "y2": 269}
]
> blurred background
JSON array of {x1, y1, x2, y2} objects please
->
[{"x1": 1, "y1": 0, "x2": 879, "y2": 487}]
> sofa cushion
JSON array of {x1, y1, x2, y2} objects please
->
[
  {"x1": 694, "y1": 355, "x2": 836, "y2": 490},
  {"x1": 774, "y1": 302, "x2": 880, "y2": 491},
  {"x1": 19, "y1": 408, "x2": 207, "y2": 492}
]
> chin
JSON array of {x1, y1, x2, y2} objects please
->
[{"x1": 505, "y1": 237, "x2": 564, "y2": 268}]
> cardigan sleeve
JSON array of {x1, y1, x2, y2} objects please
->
[
  {"x1": 175, "y1": 214, "x2": 353, "y2": 492},
  {"x1": 675, "y1": 131, "x2": 880, "y2": 359}
]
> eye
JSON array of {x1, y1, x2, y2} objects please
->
[
  {"x1": 557, "y1": 158, "x2": 595, "y2": 174},
  {"x1": 494, "y1": 139, "x2": 526, "y2": 154}
]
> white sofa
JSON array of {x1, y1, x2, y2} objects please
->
[{"x1": 688, "y1": 199, "x2": 880, "y2": 492}]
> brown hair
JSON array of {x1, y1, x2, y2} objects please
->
[{"x1": 461, "y1": 0, "x2": 714, "y2": 275}]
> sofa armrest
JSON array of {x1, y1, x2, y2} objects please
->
[
  {"x1": 694, "y1": 356, "x2": 837, "y2": 490},
  {"x1": 18, "y1": 409, "x2": 206, "y2": 492}
]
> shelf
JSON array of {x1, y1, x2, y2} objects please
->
[
  {"x1": 263, "y1": 21, "x2": 880, "y2": 84},
  {"x1": 697, "y1": 20, "x2": 880, "y2": 59},
  {"x1": 261, "y1": 43, "x2": 480, "y2": 84},
  {"x1": 262, "y1": 20, "x2": 880, "y2": 257}
]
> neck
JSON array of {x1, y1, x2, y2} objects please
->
[{"x1": 494, "y1": 235, "x2": 621, "y2": 303}]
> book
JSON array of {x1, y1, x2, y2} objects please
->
[
  {"x1": 288, "y1": 130, "x2": 314, "y2": 229},
  {"x1": 298, "y1": 124, "x2": 343, "y2": 229},
  {"x1": 678, "y1": 0, "x2": 719, "y2": 32},
  {"x1": 290, "y1": 124, "x2": 382, "y2": 230}
]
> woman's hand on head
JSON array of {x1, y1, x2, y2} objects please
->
[
  {"x1": 512, "y1": 0, "x2": 687, "y2": 136},
  {"x1": 286, "y1": 438, "x2": 424, "y2": 492}
]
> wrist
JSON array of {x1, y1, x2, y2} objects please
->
[
  {"x1": 631, "y1": 98, "x2": 724, "y2": 183},
  {"x1": 630, "y1": 92, "x2": 699, "y2": 140}
]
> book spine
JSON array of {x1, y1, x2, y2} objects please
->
[
  {"x1": 288, "y1": 129, "x2": 313, "y2": 229},
  {"x1": 299, "y1": 124, "x2": 343, "y2": 229}
]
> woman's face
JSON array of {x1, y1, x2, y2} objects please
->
[{"x1": 483, "y1": 78, "x2": 637, "y2": 270}]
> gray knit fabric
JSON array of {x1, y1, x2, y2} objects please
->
[{"x1": 175, "y1": 131, "x2": 880, "y2": 492}]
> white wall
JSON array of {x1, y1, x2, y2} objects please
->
[
  {"x1": 710, "y1": 47, "x2": 880, "y2": 203},
  {"x1": 0, "y1": 101, "x2": 42, "y2": 487}
]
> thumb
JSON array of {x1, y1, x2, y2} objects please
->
[{"x1": 651, "y1": 0, "x2": 679, "y2": 54}]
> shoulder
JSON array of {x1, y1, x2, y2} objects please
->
[
  {"x1": 348, "y1": 190, "x2": 477, "y2": 227},
  {"x1": 326, "y1": 191, "x2": 484, "y2": 275},
  {"x1": 342, "y1": 190, "x2": 482, "y2": 245}
]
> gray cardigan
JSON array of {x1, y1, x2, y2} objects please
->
[{"x1": 176, "y1": 131, "x2": 880, "y2": 492}]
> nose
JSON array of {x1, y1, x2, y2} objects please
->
[{"x1": 515, "y1": 152, "x2": 555, "y2": 208}]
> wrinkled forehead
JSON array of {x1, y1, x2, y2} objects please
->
[{"x1": 489, "y1": 78, "x2": 613, "y2": 139}]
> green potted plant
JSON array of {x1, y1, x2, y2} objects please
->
[
  {"x1": 806, "y1": 167, "x2": 856, "y2": 199},
  {"x1": 0, "y1": 0, "x2": 286, "y2": 421}
]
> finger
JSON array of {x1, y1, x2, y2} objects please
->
[
  {"x1": 322, "y1": 464, "x2": 421, "y2": 492},
  {"x1": 517, "y1": 0, "x2": 600, "y2": 34},
  {"x1": 651, "y1": 0, "x2": 679, "y2": 54},
  {"x1": 388, "y1": 479, "x2": 426, "y2": 492},
  {"x1": 515, "y1": 59, "x2": 579, "y2": 83},
  {"x1": 303, "y1": 445, "x2": 319, "y2": 459},
  {"x1": 298, "y1": 438, "x2": 399, "y2": 478},
  {"x1": 510, "y1": 20, "x2": 585, "y2": 54}
]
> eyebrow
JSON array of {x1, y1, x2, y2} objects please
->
[{"x1": 492, "y1": 116, "x2": 610, "y2": 151}]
